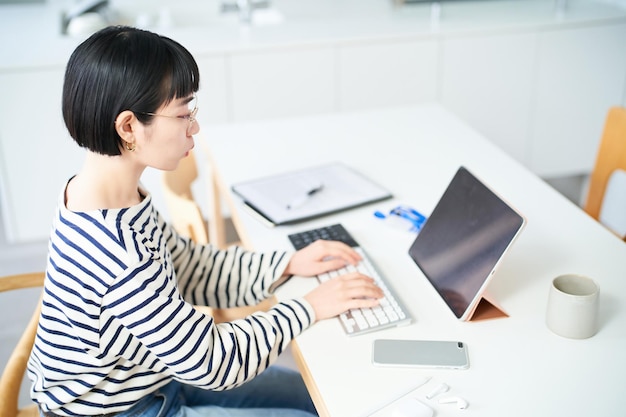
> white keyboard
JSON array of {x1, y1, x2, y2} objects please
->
[{"x1": 288, "y1": 224, "x2": 412, "y2": 336}]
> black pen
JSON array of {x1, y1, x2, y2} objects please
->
[{"x1": 286, "y1": 184, "x2": 324, "y2": 210}]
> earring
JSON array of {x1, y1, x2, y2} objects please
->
[{"x1": 124, "y1": 141, "x2": 136, "y2": 152}]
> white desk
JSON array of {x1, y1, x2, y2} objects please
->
[{"x1": 202, "y1": 104, "x2": 626, "y2": 417}]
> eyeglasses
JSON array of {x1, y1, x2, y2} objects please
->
[{"x1": 134, "y1": 95, "x2": 198, "y2": 132}]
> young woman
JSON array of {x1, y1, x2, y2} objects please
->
[{"x1": 28, "y1": 26, "x2": 383, "y2": 417}]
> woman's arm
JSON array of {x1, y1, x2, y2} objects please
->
[
  {"x1": 101, "y1": 256, "x2": 314, "y2": 390},
  {"x1": 156, "y1": 210, "x2": 289, "y2": 309}
]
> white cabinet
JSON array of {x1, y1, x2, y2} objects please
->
[
  {"x1": 529, "y1": 22, "x2": 626, "y2": 177},
  {"x1": 440, "y1": 22, "x2": 626, "y2": 177},
  {"x1": 229, "y1": 46, "x2": 335, "y2": 121},
  {"x1": 441, "y1": 31, "x2": 537, "y2": 164},
  {"x1": 196, "y1": 55, "x2": 230, "y2": 125},
  {"x1": 0, "y1": 69, "x2": 83, "y2": 243},
  {"x1": 337, "y1": 38, "x2": 439, "y2": 111}
]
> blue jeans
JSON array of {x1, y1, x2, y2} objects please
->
[{"x1": 114, "y1": 366, "x2": 318, "y2": 417}]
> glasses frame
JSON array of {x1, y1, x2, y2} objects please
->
[{"x1": 134, "y1": 95, "x2": 198, "y2": 132}]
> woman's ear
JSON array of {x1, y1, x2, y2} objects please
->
[{"x1": 115, "y1": 110, "x2": 137, "y2": 142}]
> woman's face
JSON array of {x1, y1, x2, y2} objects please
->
[{"x1": 136, "y1": 94, "x2": 199, "y2": 171}]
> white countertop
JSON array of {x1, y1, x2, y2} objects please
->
[{"x1": 2, "y1": 0, "x2": 625, "y2": 70}]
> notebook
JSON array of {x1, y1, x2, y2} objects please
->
[
  {"x1": 231, "y1": 162, "x2": 392, "y2": 226},
  {"x1": 408, "y1": 166, "x2": 526, "y2": 321}
]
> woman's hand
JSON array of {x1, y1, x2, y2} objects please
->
[
  {"x1": 284, "y1": 239, "x2": 383, "y2": 321},
  {"x1": 284, "y1": 239, "x2": 362, "y2": 277},
  {"x1": 304, "y1": 272, "x2": 383, "y2": 321}
]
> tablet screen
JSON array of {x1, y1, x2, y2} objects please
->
[{"x1": 408, "y1": 167, "x2": 525, "y2": 319}]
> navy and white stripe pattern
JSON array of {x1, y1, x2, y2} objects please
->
[{"x1": 27, "y1": 187, "x2": 314, "y2": 416}]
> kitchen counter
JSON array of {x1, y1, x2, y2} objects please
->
[{"x1": 2, "y1": 0, "x2": 625, "y2": 70}]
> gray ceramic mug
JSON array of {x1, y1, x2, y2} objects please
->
[{"x1": 546, "y1": 274, "x2": 600, "y2": 339}]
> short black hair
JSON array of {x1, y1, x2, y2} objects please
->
[{"x1": 62, "y1": 25, "x2": 200, "y2": 155}]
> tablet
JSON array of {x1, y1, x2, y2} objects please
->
[{"x1": 408, "y1": 166, "x2": 525, "y2": 321}]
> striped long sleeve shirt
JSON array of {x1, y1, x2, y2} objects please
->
[{"x1": 27, "y1": 186, "x2": 315, "y2": 416}]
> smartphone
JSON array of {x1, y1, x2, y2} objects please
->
[{"x1": 372, "y1": 339, "x2": 469, "y2": 369}]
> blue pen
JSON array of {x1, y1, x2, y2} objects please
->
[{"x1": 286, "y1": 184, "x2": 324, "y2": 210}]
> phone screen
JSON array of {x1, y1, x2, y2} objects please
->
[{"x1": 372, "y1": 339, "x2": 469, "y2": 369}]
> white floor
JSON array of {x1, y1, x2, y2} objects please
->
[{"x1": 0, "y1": 174, "x2": 585, "y2": 408}]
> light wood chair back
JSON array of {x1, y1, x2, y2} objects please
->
[
  {"x1": 583, "y1": 106, "x2": 626, "y2": 239},
  {"x1": 163, "y1": 147, "x2": 241, "y2": 249},
  {"x1": 0, "y1": 272, "x2": 45, "y2": 417},
  {"x1": 162, "y1": 149, "x2": 211, "y2": 245},
  {"x1": 162, "y1": 149, "x2": 274, "y2": 321}
]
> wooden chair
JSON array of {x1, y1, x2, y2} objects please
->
[
  {"x1": 163, "y1": 148, "x2": 220, "y2": 247},
  {"x1": 0, "y1": 272, "x2": 45, "y2": 417},
  {"x1": 583, "y1": 106, "x2": 626, "y2": 240},
  {"x1": 162, "y1": 149, "x2": 274, "y2": 321}
]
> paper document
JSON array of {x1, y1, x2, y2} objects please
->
[{"x1": 231, "y1": 162, "x2": 392, "y2": 226}]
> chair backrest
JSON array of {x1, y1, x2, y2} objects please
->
[
  {"x1": 583, "y1": 106, "x2": 626, "y2": 239},
  {"x1": 162, "y1": 148, "x2": 273, "y2": 321},
  {"x1": 162, "y1": 150, "x2": 211, "y2": 245},
  {"x1": 0, "y1": 272, "x2": 45, "y2": 417},
  {"x1": 598, "y1": 169, "x2": 626, "y2": 237}
]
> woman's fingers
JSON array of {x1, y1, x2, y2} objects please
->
[
  {"x1": 304, "y1": 272, "x2": 384, "y2": 321},
  {"x1": 285, "y1": 239, "x2": 362, "y2": 277}
]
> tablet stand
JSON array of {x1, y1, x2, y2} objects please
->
[{"x1": 466, "y1": 291, "x2": 508, "y2": 321}]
